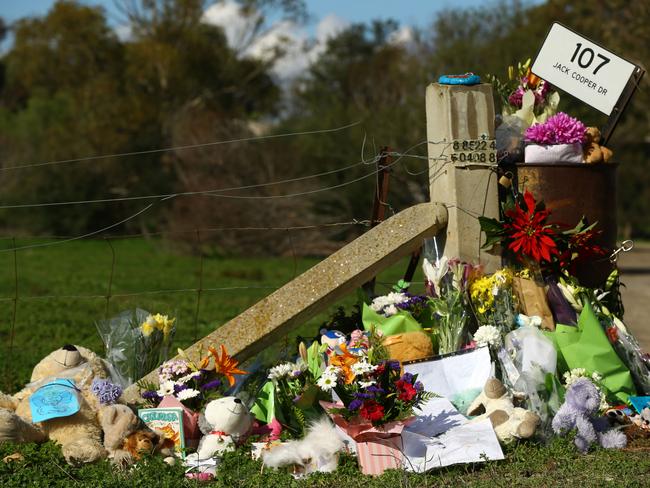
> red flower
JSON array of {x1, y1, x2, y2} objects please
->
[
  {"x1": 395, "y1": 380, "x2": 417, "y2": 401},
  {"x1": 360, "y1": 400, "x2": 385, "y2": 422},
  {"x1": 504, "y1": 190, "x2": 558, "y2": 263},
  {"x1": 606, "y1": 326, "x2": 619, "y2": 344}
]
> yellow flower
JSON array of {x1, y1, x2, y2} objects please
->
[{"x1": 141, "y1": 321, "x2": 155, "y2": 337}]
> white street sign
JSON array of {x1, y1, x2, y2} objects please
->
[{"x1": 532, "y1": 23, "x2": 636, "y2": 115}]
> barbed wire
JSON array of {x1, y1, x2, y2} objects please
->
[{"x1": 0, "y1": 121, "x2": 362, "y2": 172}]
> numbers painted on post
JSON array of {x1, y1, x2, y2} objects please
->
[
  {"x1": 451, "y1": 139, "x2": 496, "y2": 165},
  {"x1": 570, "y1": 43, "x2": 610, "y2": 74}
]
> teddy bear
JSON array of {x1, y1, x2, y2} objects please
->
[
  {"x1": 260, "y1": 417, "x2": 343, "y2": 477},
  {"x1": 0, "y1": 344, "x2": 111, "y2": 465},
  {"x1": 184, "y1": 396, "x2": 253, "y2": 481},
  {"x1": 99, "y1": 403, "x2": 176, "y2": 467},
  {"x1": 583, "y1": 127, "x2": 613, "y2": 164},
  {"x1": 467, "y1": 378, "x2": 540, "y2": 443},
  {"x1": 552, "y1": 378, "x2": 627, "y2": 452}
]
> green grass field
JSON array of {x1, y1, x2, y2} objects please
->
[{"x1": 1, "y1": 239, "x2": 649, "y2": 486}]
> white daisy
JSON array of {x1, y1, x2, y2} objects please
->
[
  {"x1": 176, "y1": 388, "x2": 200, "y2": 401},
  {"x1": 156, "y1": 380, "x2": 176, "y2": 397}
]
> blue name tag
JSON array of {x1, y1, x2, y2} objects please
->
[{"x1": 29, "y1": 379, "x2": 80, "y2": 423}]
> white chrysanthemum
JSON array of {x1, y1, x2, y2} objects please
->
[
  {"x1": 268, "y1": 363, "x2": 294, "y2": 381},
  {"x1": 317, "y1": 374, "x2": 337, "y2": 391},
  {"x1": 473, "y1": 325, "x2": 502, "y2": 348},
  {"x1": 359, "y1": 380, "x2": 376, "y2": 388},
  {"x1": 176, "y1": 388, "x2": 200, "y2": 401},
  {"x1": 351, "y1": 360, "x2": 377, "y2": 376},
  {"x1": 156, "y1": 380, "x2": 176, "y2": 397},
  {"x1": 176, "y1": 371, "x2": 201, "y2": 384},
  {"x1": 370, "y1": 292, "x2": 408, "y2": 314}
]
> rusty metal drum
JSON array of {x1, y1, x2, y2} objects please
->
[{"x1": 511, "y1": 162, "x2": 617, "y2": 287}]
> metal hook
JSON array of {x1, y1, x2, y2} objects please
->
[{"x1": 609, "y1": 239, "x2": 634, "y2": 263}]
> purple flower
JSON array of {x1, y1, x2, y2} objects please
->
[
  {"x1": 508, "y1": 87, "x2": 525, "y2": 108},
  {"x1": 292, "y1": 370, "x2": 303, "y2": 377},
  {"x1": 200, "y1": 378, "x2": 222, "y2": 391},
  {"x1": 142, "y1": 389, "x2": 162, "y2": 403},
  {"x1": 400, "y1": 372, "x2": 414, "y2": 383},
  {"x1": 414, "y1": 381, "x2": 424, "y2": 392},
  {"x1": 173, "y1": 383, "x2": 188, "y2": 393},
  {"x1": 91, "y1": 379, "x2": 122, "y2": 405},
  {"x1": 366, "y1": 385, "x2": 385, "y2": 395},
  {"x1": 525, "y1": 112, "x2": 587, "y2": 145},
  {"x1": 348, "y1": 399, "x2": 363, "y2": 411},
  {"x1": 354, "y1": 392, "x2": 374, "y2": 400},
  {"x1": 386, "y1": 360, "x2": 401, "y2": 371}
]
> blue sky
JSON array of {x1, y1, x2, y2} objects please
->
[{"x1": 2, "y1": 0, "x2": 526, "y2": 28}]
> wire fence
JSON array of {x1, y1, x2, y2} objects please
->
[{"x1": 0, "y1": 122, "x2": 493, "y2": 389}]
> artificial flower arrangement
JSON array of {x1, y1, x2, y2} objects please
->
[
  {"x1": 97, "y1": 309, "x2": 177, "y2": 387},
  {"x1": 524, "y1": 112, "x2": 587, "y2": 163}
]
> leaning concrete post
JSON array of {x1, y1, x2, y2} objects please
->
[{"x1": 426, "y1": 82, "x2": 500, "y2": 271}]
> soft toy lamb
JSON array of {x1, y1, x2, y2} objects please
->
[
  {"x1": 552, "y1": 378, "x2": 627, "y2": 452},
  {"x1": 0, "y1": 345, "x2": 112, "y2": 465},
  {"x1": 467, "y1": 378, "x2": 540, "y2": 443},
  {"x1": 261, "y1": 417, "x2": 343, "y2": 477},
  {"x1": 184, "y1": 396, "x2": 252, "y2": 481}
]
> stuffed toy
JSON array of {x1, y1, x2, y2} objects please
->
[
  {"x1": 184, "y1": 396, "x2": 252, "y2": 481},
  {"x1": 0, "y1": 345, "x2": 112, "y2": 465},
  {"x1": 467, "y1": 378, "x2": 540, "y2": 443},
  {"x1": 382, "y1": 331, "x2": 434, "y2": 364},
  {"x1": 261, "y1": 417, "x2": 343, "y2": 477},
  {"x1": 552, "y1": 378, "x2": 627, "y2": 452},
  {"x1": 583, "y1": 127, "x2": 613, "y2": 164}
]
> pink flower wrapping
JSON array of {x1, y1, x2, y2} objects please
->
[{"x1": 320, "y1": 401, "x2": 413, "y2": 475}]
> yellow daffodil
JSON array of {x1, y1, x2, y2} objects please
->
[{"x1": 141, "y1": 320, "x2": 155, "y2": 337}]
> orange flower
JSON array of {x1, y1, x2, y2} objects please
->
[
  {"x1": 329, "y1": 344, "x2": 360, "y2": 384},
  {"x1": 200, "y1": 344, "x2": 247, "y2": 386}
]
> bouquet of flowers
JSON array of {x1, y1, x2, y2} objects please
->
[
  {"x1": 139, "y1": 344, "x2": 247, "y2": 411},
  {"x1": 253, "y1": 341, "x2": 327, "y2": 436},
  {"x1": 423, "y1": 257, "x2": 479, "y2": 354},
  {"x1": 469, "y1": 268, "x2": 517, "y2": 334},
  {"x1": 488, "y1": 58, "x2": 559, "y2": 124},
  {"x1": 97, "y1": 309, "x2": 176, "y2": 387},
  {"x1": 479, "y1": 189, "x2": 606, "y2": 276},
  {"x1": 320, "y1": 355, "x2": 432, "y2": 427}
]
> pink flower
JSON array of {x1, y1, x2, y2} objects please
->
[{"x1": 525, "y1": 112, "x2": 587, "y2": 145}]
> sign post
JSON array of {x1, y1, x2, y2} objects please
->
[{"x1": 531, "y1": 22, "x2": 644, "y2": 145}]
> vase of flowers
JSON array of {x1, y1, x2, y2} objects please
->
[{"x1": 524, "y1": 112, "x2": 586, "y2": 163}]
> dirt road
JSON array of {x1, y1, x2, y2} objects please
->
[{"x1": 618, "y1": 243, "x2": 650, "y2": 351}]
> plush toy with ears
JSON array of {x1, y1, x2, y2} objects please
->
[
  {"x1": 467, "y1": 378, "x2": 540, "y2": 443},
  {"x1": 184, "y1": 396, "x2": 252, "y2": 481},
  {"x1": 552, "y1": 378, "x2": 627, "y2": 452},
  {"x1": 0, "y1": 345, "x2": 111, "y2": 465},
  {"x1": 583, "y1": 127, "x2": 613, "y2": 164}
]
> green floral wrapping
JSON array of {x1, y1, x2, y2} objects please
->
[
  {"x1": 361, "y1": 303, "x2": 423, "y2": 336},
  {"x1": 545, "y1": 302, "x2": 636, "y2": 403}
]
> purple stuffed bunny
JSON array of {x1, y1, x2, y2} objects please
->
[{"x1": 552, "y1": 378, "x2": 627, "y2": 452}]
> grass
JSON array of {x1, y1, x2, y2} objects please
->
[{"x1": 1, "y1": 239, "x2": 649, "y2": 486}]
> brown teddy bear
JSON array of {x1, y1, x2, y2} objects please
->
[
  {"x1": 583, "y1": 127, "x2": 613, "y2": 164},
  {"x1": 0, "y1": 345, "x2": 111, "y2": 465}
]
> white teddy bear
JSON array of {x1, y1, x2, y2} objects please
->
[{"x1": 184, "y1": 396, "x2": 252, "y2": 481}]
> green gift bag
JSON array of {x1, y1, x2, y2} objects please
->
[
  {"x1": 361, "y1": 303, "x2": 423, "y2": 336},
  {"x1": 548, "y1": 302, "x2": 636, "y2": 403}
]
